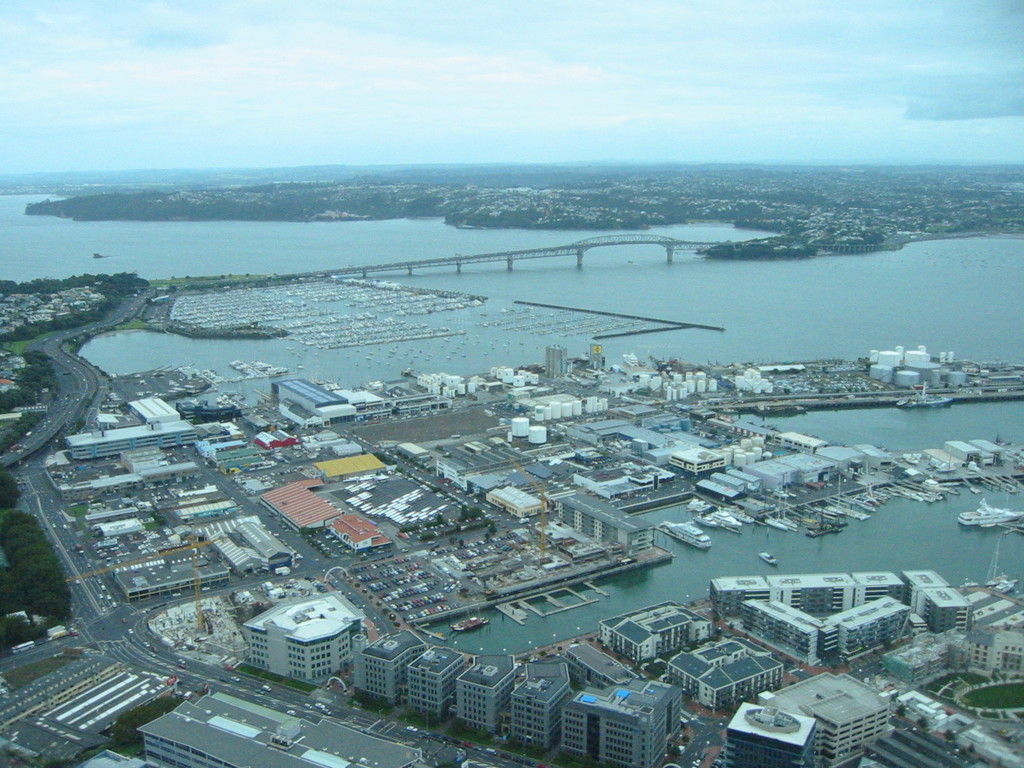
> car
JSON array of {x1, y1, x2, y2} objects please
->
[{"x1": 261, "y1": 684, "x2": 272, "y2": 692}]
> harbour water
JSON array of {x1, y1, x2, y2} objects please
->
[{"x1": 4, "y1": 193, "x2": 1024, "y2": 653}]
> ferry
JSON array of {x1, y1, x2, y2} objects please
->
[
  {"x1": 958, "y1": 499, "x2": 1022, "y2": 527},
  {"x1": 759, "y1": 552, "x2": 779, "y2": 566},
  {"x1": 451, "y1": 617, "x2": 489, "y2": 632}
]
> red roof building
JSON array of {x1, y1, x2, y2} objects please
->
[
  {"x1": 254, "y1": 430, "x2": 300, "y2": 450},
  {"x1": 260, "y1": 478, "x2": 340, "y2": 530},
  {"x1": 330, "y1": 514, "x2": 392, "y2": 551}
]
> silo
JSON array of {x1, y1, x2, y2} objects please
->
[
  {"x1": 946, "y1": 370, "x2": 968, "y2": 387},
  {"x1": 528, "y1": 426, "x2": 547, "y2": 444},
  {"x1": 533, "y1": 405, "x2": 546, "y2": 421},
  {"x1": 734, "y1": 451, "x2": 748, "y2": 467},
  {"x1": 511, "y1": 417, "x2": 530, "y2": 438},
  {"x1": 709, "y1": 379, "x2": 718, "y2": 392},
  {"x1": 696, "y1": 379, "x2": 707, "y2": 393},
  {"x1": 869, "y1": 364, "x2": 894, "y2": 382},
  {"x1": 571, "y1": 400, "x2": 583, "y2": 417},
  {"x1": 752, "y1": 436, "x2": 765, "y2": 448},
  {"x1": 894, "y1": 370, "x2": 921, "y2": 388},
  {"x1": 750, "y1": 447, "x2": 763, "y2": 461},
  {"x1": 740, "y1": 438, "x2": 752, "y2": 450},
  {"x1": 543, "y1": 405, "x2": 555, "y2": 420}
]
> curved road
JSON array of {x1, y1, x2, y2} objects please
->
[{"x1": 1, "y1": 290, "x2": 152, "y2": 468}]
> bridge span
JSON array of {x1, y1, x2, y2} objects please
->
[{"x1": 323, "y1": 234, "x2": 724, "y2": 278}]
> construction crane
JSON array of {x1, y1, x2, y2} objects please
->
[
  {"x1": 68, "y1": 535, "x2": 223, "y2": 633},
  {"x1": 508, "y1": 456, "x2": 551, "y2": 556}
]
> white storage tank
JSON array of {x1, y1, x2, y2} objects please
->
[
  {"x1": 708, "y1": 379, "x2": 718, "y2": 392},
  {"x1": 869, "y1": 364, "x2": 894, "y2": 382},
  {"x1": 894, "y1": 369, "x2": 921, "y2": 388},
  {"x1": 904, "y1": 349, "x2": 930, "y2": 365},
  {"x1": 544, "y1": 405, "x2": 555, "y2": 420},
  {"x1": 946, "y1": 370, "x2": 968, "y2": 387},
  {"x1": 869, "y1": 350, "x2": 880, "y2": 363},
  {"x1": 734, "y1": 451, "x2": 748, "y2": 467},
  {"x1": 571, "y1": 399, "x2": 583, "y2": 417},
  {"x1": 877, "y1": 350, "x2": 901, "y2": 368},
  {"x1": 511, "y1": 417, "x2": 530, "y2": 438},
  {"x1": 528, "y1": 426, "x2": 547, "y2": 444}
]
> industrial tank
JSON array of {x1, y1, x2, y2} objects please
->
[
  {"x1": 510, "y1": 417, "x2": 530, "y2": 438},
  {"x1": 528, "y1": 426, "x2": 547, "y2": 444}
]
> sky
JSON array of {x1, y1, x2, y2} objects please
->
[{"x1": 2, "y1": 0, "x2": 1023, "y2": 173}]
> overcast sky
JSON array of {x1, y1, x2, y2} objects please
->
[{"x1": 3, "y1": 0, "x2": 1023, "y2": 173}]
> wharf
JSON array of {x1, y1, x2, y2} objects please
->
[{"x1": 732, "y1": 387, "x2": 1024, "y2": 413}]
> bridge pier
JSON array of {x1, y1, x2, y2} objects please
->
[
  {"x1": 456, "y1": 261, "x2": 461, "y2": 274},
  {"x1": 665, "y1": 247, "x2": 674, "y2": 264},
  {"x1": 507, "y1": 256, "x2": 514, "y2": 271},
  {"x1": 361, "y1": 269, "x2": 368, "y2": 278},
  {"x1": 576, "y1": 249, "x2": 584, "y2": 268},
  {"x1": 407, "y1": 267, "x2": 413, "y2": 275}
]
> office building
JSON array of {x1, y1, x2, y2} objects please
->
[
  {"x1": 546, "y1": 345, "x2": 569, "y2": 377},
  {"x1": 564, "y1": 643, "x2": 639, "y2": 688},
  {"x1": 140, "y1": 693, "x2": 419, "y2": 768},
  {"x1": 561, "y1": 679, "x2": 682, "y2": 768},
  {"x1": 243, "y1": 595, "x2": 365, "y2": 683},
  {"x1": 760, "y1": 673, "x2": 891, "y2": 768},
  {"x1": 599, "y1": 601, "x2": 712, "y2": 663},
  {"x1": 667, "y1": 637, "x2": 783, "y2": 710},
  {"x1": 456, "y1": 655, "x2": 517, "y2": 734},
  {"x1": 724, "y1": 703, "x2": 817, "y2": 768},
  {"x1": 510, "y1": 661, "x2": 571, "y2": 749},
  {"x1": 66, "y1": 421, "x2": 198, "y2": 459},
  {"x1": 407, "y1": 646, "x2": 466, "y2": 719},
  {"x1": 555, "y1": 494, "x2": 655, "y2": 554},
  {"x1": 353, "y1": 631, "x2": 426, "y2": 704},
  {"x1": 901, "y1": 570, "x2": 973, "y2": 632}
]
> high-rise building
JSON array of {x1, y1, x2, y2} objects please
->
[
  {"x1": 724, "y1": 703, "x2": 817, "y2": 768},
  {"x1": 353, "y1": 631, "x2": 426, "y2": 704},
  {"x1": 456, "y1": 655, "x2": 517, "y2": 733},
  {"x1": 561, "y1": 679, "x2": 682, "y2": 768},
  {"x1": 759, "y1": 673, "x2": 891, "y2": 768},
  {"x1": 545, "y1": 345, "x2": 569, "y2": 377},
  {"x1": 406, "y1": 646, "x2": 466, "y2": 719},
  {"x1": 510, "y1": 660, "x2": 571, "y2": 749},
  {"x1": 243, "y1": 595, "x2": 365, "y2": 683}
]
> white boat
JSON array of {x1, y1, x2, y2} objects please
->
[
  {"x1": 687, "y1": 498, "x2": 712, "y2": 513},
  {"x1": 731, "y1": 510, "x2": 756, "y2": 524},
  {"x1": 763, "y1": 517, "x2": 792, "y2": 531},
  {"x1": 694, "y1": 514, "x2": 719, "y2": 528},
  {"x1": 660, "y1": 522, "x2": 712, "y2": 550},
  {"x1": 985, "y1": 576, "x2": 1018, "y2": 594},
  {"x1": 759, "y1": 552, "x2": 779, "y2": 566},
  {"x1": 709, "y1": 510, "x2": 742, "y2": 532},
  {"x1": 958, "y1": 499, "x2": 1023, "y2": 527}
]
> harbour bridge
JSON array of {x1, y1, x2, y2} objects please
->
[{"x1": 323, "y1": 234, "x2": 724, "y2": 278}]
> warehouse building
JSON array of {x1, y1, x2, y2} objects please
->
[{"x1": 66, "y1": 421, "x2": 198, "y2": 459}]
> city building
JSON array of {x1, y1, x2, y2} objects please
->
[
  {"x1": 564, "y1": 643, "x2": 639, "y2": 688},
  {"x1": 353, "y1": 631, "x2": 426, "y2": 704},
  {"x1": 724, "y1": 703, "x2": 817, "y2": 768},
  {"x1": 963, "y1": 627, "x2": 1024, "y2": 675},
  {"x1": 243, "y1": 595, "x2": 365, "y2": 683},
  {"x1": 711, "y1": 571, "x2": 906, "y2": 617},
  {"x1": 66, "y1": 421, "x2": 198, "y2": 459},
  {"x1": 881, "y1": 631, "x2": 963, "y2": 684},
  {"x1": 902, "y1": 571, "x2": 973, "y2": 632},
  {"x1": 113, "y1": 560, "x2": 229, "y2": 602},
  {"x1": 741, "y1": 597, "x2": 909, "y2": 666},
  {"x1": 260, "y1": 479, "x2": 342, "y2": 530},
  {"x1": 509, "y1": 660, "x2": 571, "y2": 749},
  {"x1": 599, "y1": 601, "x2": 711, "y2": 663},
  {"x1": 668, "y1": 447, "x2": 726, "y2": 477},
  {"x1": 760, "y1": 673, "x2": 891, "y2": 768},
  {"x1": 140, "y1": 693, "x2": 419, "y2": 768},
  {"x1": 561, "y1": 679, "x2": 682, "y2": 768},
  {"x1": 545, "y1": 345, "x2": 569, "y2": 377},
  {"x1": 330, "y1": 513, "x2": 392, "y2": 551},
  {"x1": 406, "y1": 646, "x2": 466, "y2": 720},
  {"x1": 486, "y1": 486, "x2": 544, "y2": 519},
  {"x1": 554, "y1": 494, "x2": 655, "y2": 554},
  {"x1": 455, "y1": 655, "x2": 517, "y2": 734},
  {"x1": 667, "y1": 637, "x2": 784, "y2": 710},
  {"x1": 861, "y1": 727, "x2": 973, "y2": 768}
]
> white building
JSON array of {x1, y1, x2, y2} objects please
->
[{"x1": 243, "y1": 595, "x2": 365, "y2": 682}]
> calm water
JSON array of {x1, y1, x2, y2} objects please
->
[{"x1": 4, "y1": 194, "x2": 1023, "y2": 652}]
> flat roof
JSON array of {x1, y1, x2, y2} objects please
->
[
  {"x1": 66, "y1": 420, "x2": 197, "y2": 446},
  {"x1": 728, "y1": 702, "x2": 816, "y2": 748},
  {"x1": 262, "y1": 479, "x2": 340, "y2": 529},
  {"x1": 315, "y1": 455, "x2": 386, "y2": 478},
  {"x1": 245, "y1": 595, "x2": 363, "y2": 640},
  {"x1": 761, "y1": 673, "x2": 889, "y2": 724}
]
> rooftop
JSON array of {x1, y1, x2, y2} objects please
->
[{"x1": 245, "y1": 595, "x2": 363, "y2": 641}]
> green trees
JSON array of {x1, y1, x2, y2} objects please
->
[{"x1": 0, "y1": 500, "x2": 72, "y2": 647}]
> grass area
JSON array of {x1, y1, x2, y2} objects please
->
[
  {"x1": 149, "y1": 274, "x2": 275, "y2": 290},
  {"x1": 112, "y1": 319, "x2": 149, "y2": 332},
  {"x1": 963, "y1": 682, "x2": 1024, "y2": 709},
  {"x1": 69, "y1": 504, "x2": 88, "y2": 517},
  {"x1": 235, "y1": 663, "x2": 317, "y2": 693},
  {"x1": 3, "y1": 330, "x2": 59, "y2": 355},
  {"x1": 927, "y1": 672, "x2": 988, "y2": 694},
  {"x1": 5, "y1": 652, "x2": 77, "y2": 689}
]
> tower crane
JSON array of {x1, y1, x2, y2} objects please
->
[{"x1": 508, "y1": 456, "x2": 551, "y2": 556}]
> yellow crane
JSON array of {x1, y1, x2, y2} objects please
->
[
  {"x1": 68, "y1": 535, "x2": 222, "y2": 633},
  {"x1": 508, "y1": 456, "x2": 551, "y2": 556}
]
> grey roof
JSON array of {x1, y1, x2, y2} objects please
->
[
  {"x1": 139, "y1": 693, "x2": 419, "y2": 768},
  {"x1": 564, "y1": 644, "x2": 637, "y2": 685},
  {"x1": 560, "y1": 494, "x2": 653, "y2": 534},
  {"x1": 409, "y1": 646, "x2": 464, "y2": 673},
  {"x1": 362, "y1": 630, "x2": 425, "y2": 661},
  {"x1": 764, "y1": 673, "x2": 889, "y2": 725},
  {"x1": 458, "y1": 655, "x2": 516, "y2": 688},
  {"x1": 513, "y1": 661, "x2": 570, "y2": 704}
]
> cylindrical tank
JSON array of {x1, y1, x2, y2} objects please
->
[
  {"x1": 750, "y1": 447, "x2": 763, "y2": 461},
  {"x1": 734, "y1": 451, "x2": 748, "y2": 467},
  {"x1": 877, "y1": 351, "x2": 901, "y2": 368},
  {"x1": 708, "y1": 379, "x2": 718, "y2": 392},
  {"x1": 740, "y1": 438, "x2": 752, "y2": 449},
  {"x1": 528, "y1": 426, "x2": 547, "y2": 444},
  {"x1": 894, "y1": 369, "x2": 921, "y2": 388},
  {"x1": 511, "y1": 417, "x2": 530, "y2": 438},
  {"x1": 869, "y1": 364, "x2": 894, "y2": 382},
  {"x1": 868, "y1": 350, "x2": 879, "y2": 363},
  {"x1": 946, "y1": 370, "x2": 967, "y2": 387},
  {"x1": 543, "y1": 405, "x2": 554, "y2": 420},
  {"x1": 904, "y1": 350, "x2": 930, "y2": 365},
  {"x1": 571, "y1": 400, "x2": 583, "y2": 417}
]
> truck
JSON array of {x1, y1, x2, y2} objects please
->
[
  {"x1": 46, "y1": 625, "x2": 70, "y2": 641},
  {"x1": 274, "y1": 566, "x2": 291, "y2": 576}
]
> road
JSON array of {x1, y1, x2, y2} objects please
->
[{"x1": 2, "y1": 289, "x2": 151, "y2": 468}]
